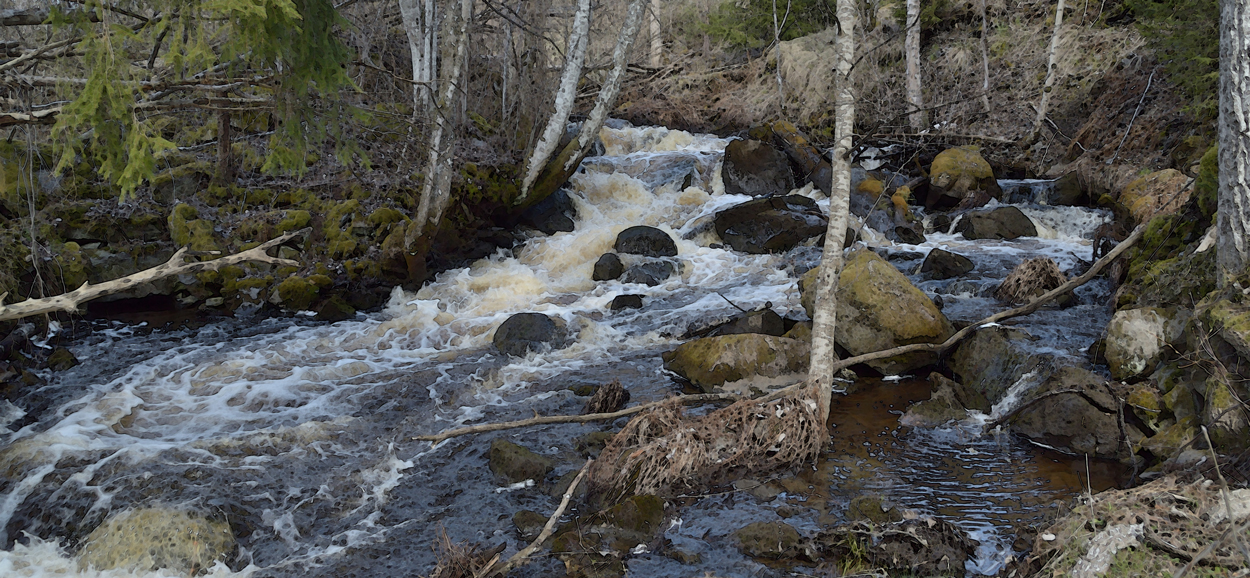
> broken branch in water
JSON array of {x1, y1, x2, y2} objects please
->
[
  {"x1": 0, "y1": 228, "x2": 309, "y2": 322},
  {"x1": 476, "y1": 459, "x2": 593, "y2": 578},
  {"x1": 411, "y1": 393, "x2": 741, "y2": 445}
]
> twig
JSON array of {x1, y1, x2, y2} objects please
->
[
  {"x1": 1107, "y1": 68, "x2": 1156, "y2": 166},
  {"x1": 717, "y1": 291, "x2": 749, "y2": 313},
  {"x1": 1201, "y1": 425, "x2": 1250, "y2": 563},
  {"x1": 411, "y1": 393, "x2": 742, "y2": 444},
  {"x1": 477, "y1": 459, "x2": 593, "y2": 578},
  {"x1": 0, "y1": 228, "x2": 307, "y2": 321},
  {"x1": 1171, "y1": 517, "x2": 1250, "y2": 576}
]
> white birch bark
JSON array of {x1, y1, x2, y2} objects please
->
[
  {"x1": 1219, "y1": 0, "x2": 1250, "y2": 283},
  {"x1": 809, "y1": 0, "x2": 856, "y2": 423},
  {"x1": 650, "y1": 0, "x2": 662, "y2": 67},
  {"x1": 980, "y1": 0, "x2": 991, "y2": 112},
  {"x1": 566, "y1": 0, "x2": 648, "y2": 171},
  {"x1": 1032, "y1": 0, "x2": 1065, "y2": 140},
  {"x1": 906, "y1": 0, "x2": 926, "y2": 131},
  {"x1": 398, "y1": 0, "x2": 438, "y2": 115},
  {"x1": 519, "y1": 0, "x2": 592, "y2": 199},
  {"x1": 414, "y1": 0, "x2": 472, "y2": 229}
]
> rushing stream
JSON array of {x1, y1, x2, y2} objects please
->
[{"x1": 1, "y1": 125, "x2": 1125, "y2": 577}]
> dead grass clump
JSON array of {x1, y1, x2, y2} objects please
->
[
  {"x1": 426, "y1": 530, "x2": 502, "y2": 578},
  {"x1": 585, "y1": 386, "x2": 825, "y2": 506},
  {"x1": 995, "y1": 257, "x2": 1068, "y2": 304}
]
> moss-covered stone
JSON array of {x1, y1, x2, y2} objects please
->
[
  {"x1": 736, "y1": 521, "x2": 804, "y2": 559},
  {"x1": 46, "y1": 347, "x2": 79, "y2": 372},
  {"x1": 54, "y1": 241, "x2": 89, "y2": 290},
  {"x1": 1141, "y1": 416, "x2": 1200, "y2": 459},
  {"x1": 1125, "y1": 384, "x2": 1165, "y2": 433},
  {"x1": 277, "y1": 210, "x2": 311, "y2": 233},
  {"x1": 315, "y1": 295, "x2": 355, "y2": 322},
  {"x1": 1203, "y1": 377, "x2": 1249, "y2": 451},
  {"x1": 488, "y1": 439, "x2": 553, "y2": 484},
  {"x1": 78, "y1": 507, "x2": 235, "y2": 574},
  {"x1": 661, "y1": 333, "x2": 809, "y2": 392},
  {"x1": 846, "y1": 494, "x2": 904, "y2": 524},
  {"x1": 274, "y1": 276, "x2": 320, "y2": 312}
]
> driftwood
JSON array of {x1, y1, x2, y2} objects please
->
[
  {"x1": 411, "y1": 392, "x2": 741, "y2": 445},
  {"x1": 0, "y1": 228, "x2": 308, "y2": 322},
  {"x1": 477, "y1": 459, "x2": 593, "y2": 578}
]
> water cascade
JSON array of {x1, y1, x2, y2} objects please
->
[{"x1": 0, "y1": 125, "x2": 1122, "y2": 577}]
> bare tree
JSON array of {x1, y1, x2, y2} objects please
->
[
  {"x1": 906, "y1": 0, "x2": 926, "y2": 131},
  {"x1": 809, "y1": 0, "x2": 856, "y2": 422},
  {"x1": 1032, "y1": 0, "x2": 1066, "y2": 141},
  {"x1": 398, "y1": 0, "x2": 439, "y2": 115},
  {"x1": 980, "y1": 0, "x2": 991, "y2": 112},
  {"x1": 1219, "y1": 0, "x2": 1250, "y2": 283},
  {"x1": 649, "y1": 0, "x2": 662, "y2": 67},
  {"x1": 412, "y1": 0, "x2": 473, "y2": 234},
  {"x1": 519, "y1": 0, "x2": 592, "y2": 200}
]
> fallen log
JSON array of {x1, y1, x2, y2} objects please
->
[{"x1": 0, "y1": 228, "x2": 308, "y2": 322}]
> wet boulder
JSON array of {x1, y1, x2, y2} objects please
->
[
  {"x1": 78, "y1": 507, "x2": 235, "y2": 574},
  {"x1": 492, "y1": 312, "x2": 569, "y2": 357},
  {"x1": 609, "y1": 294, "x2": 644, "y2": 311},
  {"x1": 592, "y1": 253, "x2": 624, "y2": 281},
  {"x1": 662, "y1": 333, "x2": 809, "y2": 392},
  {"x1": 714, "y1": 195, "x2": 827, "y2": 254},
  {"x1": 802, "y1": 250, "x2": 955, "y2": 374},
  {"x1": 859, "y1": 186, "x2": 926, "y2": 245},
  {"x1": 920, "y1": 248, "x2": 974, "y2": 280},
  {"x1": 684, "y1": 307, "x2": 787, "y2": 339},
  {"x1": 949, "y1": 325, "x2": 1053, "y2": 405},
  {"x1": 1119, "y1": 168, "x2": 1191, "y2": 225},
  {"x1": 722, "y1": 139, "x2": 796, "y2": 197},
  {"x1": 621, "y1": 260, "x2": 676, "y2": 286},
  {"x1": 488, "y1": 439, "x2": 554, "y2": 483},
  {"x1": 1104, "y1": 307, "x2": 1188, "y2": 381},
  {"x1": 614, "y1": 226, "x2": 678, "y2": 257},
  {"x1": 954, "y1": 206, "x2": 1037, "y2": 240},
  {"x1": 519, "y1": 188, "x2": 577, "y2": 234},
  {"x1": 924, "y1": 146, "x2": 1002, "y2": 209},
  {"x1": 770, "y1": 121, "x2": 833, "y2": 194},
  {"x1": 995, "y1": 257, "x2": 1067, "y2": 304},
  {"x1": 1008, "y1": 366, "x2": 1145, "y2": 459},
  {"x1": 553, "y1": 495, "x2": 665, "y2": 576},
  {"x1": 900, "y1": 373, "x2": 991, "y2": 427}
]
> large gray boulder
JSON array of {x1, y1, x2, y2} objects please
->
[
  {"x1": 714, "y1": 195, "x2": 827, "y2": 254},
  {"x1": 662, "y1": 334, "x2": 809, "y2": 392},
  {"x1": 493, "y1": 313, "x2": 569, "y2": 357},
  {"x1": 1009, "y1": 366, "x2": 1145, "y2": 459},
  {"x1": 1104, "y1": 307, "x2": 1188, "y2": 381},
  {"x1": 955, "y1": 206, "x2": 1037, "y2": 240},
  {"x1": 614, "y1": 226, "x2": 678, "y2": 257}
]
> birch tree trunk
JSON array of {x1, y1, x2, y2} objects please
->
[
  {"x1": 809, "y1": 0, "x2": 856, "y2": 423},
  {"x1": 906, "y1": 0, "x2": 926, "y2": 131},
  {"x1": 650, "y1": 0, "x2": 662, "y2": 67},
  {"x1": 412, "y1": 0, "x2": 471, "y2": 232},
  {"x1": 980, "y1": 0, "x2": 991, "y2": 112},
  {"x1": 1219, "y1": 0, "x2": 1250, "y2": 284},
  {"x1": 518, "y1": 0, "x2": 648, "y2": 208},
  {"x1": 398, "y1": 0, "x2": 438, "y2": 115},
  {"x1": 1032, "y1": 0, "x2": 1065, "y2": 141},
  {"x1": 518, "y1": 0, "x2": 592, "y2": 200}
]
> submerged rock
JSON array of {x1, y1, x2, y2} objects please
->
[
  {"x1": 609, "y1": 294, "x2": 644, "y2": 311},
  {"x1": 614, "y1": 226, "x2": 678, "y2": 257},
  {"x1": 955, "y1": 206, "x2": 1037, "y2": 240},
  {"x1": 684, "y1": 307, "x2": 787, "y2": 339},
  {"x1": 736, "y1": 521, "x2": 808, "y2": 560},
  {"x1": 817, "y1": 518, "x2": 976, "y2": 576},
  {"x1": 621, "y1": 260, "x2": 676, "y2": 286},
  {"x1": 900, "y1": 373, "x2": 991, "y2": 427},
  {"x1": 488, "y1": 439, "x2": 554, "y2": 483},
  {"x1": 492, "y1": 313, "x2": 568, "y2": 357},
  {"x1": 714, "y1": 195, "x2": 827, "y2": 254},
  {"x1": 662, "y1": 333, "x2": 809, "y2": 392},
  {"x1": 722, "y1": 139, "x2": 795, "y2": 197},
  {"x1": 78, "y1": 507, "x2": 235, "y2": 574}
]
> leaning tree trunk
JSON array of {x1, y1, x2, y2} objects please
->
[
  {"x1": 1031, "y1": 0, "x2": 1065, "y2": 141},
  {"x1": 1219, "y1": 0, "x2": 1250, "y2": 284},
  {"x1": 516, "y1": 0, "x2": 648, "y2": 209},
  {"x1": 518, "y1": 0, "x2": 592, "y2": 201},
  {"x1": 809, "y1": 0, "x2": 856, "y2": 424},
  {"x1": 403, "y1": 0, "x2": 472, "y2": 281},
  {"x1": 905, "y1": 0, "x2": 926, "y2": 131}
]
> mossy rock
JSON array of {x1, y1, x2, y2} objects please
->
[
  {"x1": 847, "y1": 494, "x2": 904, "y2": 524},
  {"x1": 315, "y1": 295, "x2": 356, "y2": 322},
  {"x1": 54, "y1": 241, "x2": 89, "y2": 290},
  {"x1": 926, "y1": 146, "x2": 1001, "y2": 208},
  {"x1": 1141, "y1": 416, "x2": 1200, "y2": 460},
  {"x1": 78, "y1": 507, "x2": 235, "y2": 574},
  {"x1": 1125, "y1": 384, "x2": 1165, "y2": 433},
  {"x1": 274, "y1": 276, "x2": 320, "y2": 312},
  {"x1": 277, "y1": 210, "x2": 311, "y2": 233},
  {"x1": 46, "y1": 347, "x2": 79, "y2": 372},
  {"x1": 488, "y1": 439, "x2": 553, "y2": 484},
  {"x1": 1203, "y1": 377, "x2": 1249, "y2": 452},
  {"x1": 661, "y1": 333, "x2": 809, "y2": 392},
  {"x1": 736, "y1": 521, "x2": 805, "y2": 559}
]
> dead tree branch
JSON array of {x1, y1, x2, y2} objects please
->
[
  {"x1": 0, "y1": 228, "x2": 308, "y2": 321},
  {"x1": 477, "y1": 459, "x2": 593, "y2": 578},
  {"x1": 411, "y1": 393, "x2": 742, "y2": 445}
]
